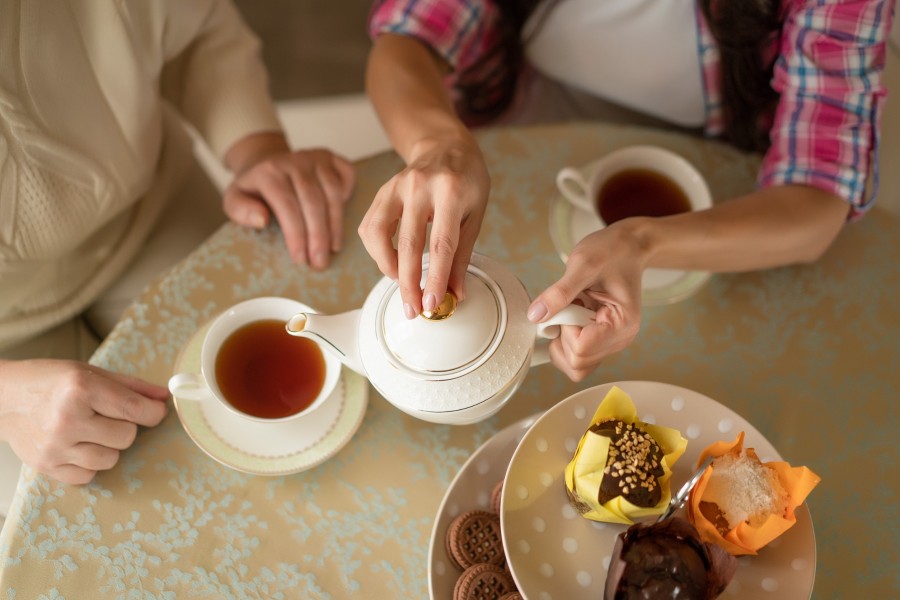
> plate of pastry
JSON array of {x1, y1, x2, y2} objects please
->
[{"x1": 500, "y1": 381, "x2": 818, "y2": 599}]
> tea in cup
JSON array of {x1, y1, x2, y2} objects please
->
[
  {"x1": 168, "y1": 297, "x2": 341, "y2": 423},
  {"x1": 556, "y1": 145, "x2": 712, "y2": 226}
]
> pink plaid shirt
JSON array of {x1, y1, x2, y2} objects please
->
[{"x1": 370, "y1": 0, "x2": 895, "y2": 217}]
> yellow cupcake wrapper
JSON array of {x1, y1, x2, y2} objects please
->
[
  {"x1": 687, "y1": 431, "x2": 821, "y2": 555},
  {"x1": 564, "y1": 386, "x2": 688, "y2": 524}
]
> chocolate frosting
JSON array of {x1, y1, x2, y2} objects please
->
[{"x1": 604, "y1": 518, "x2": 737, "y2": 600}]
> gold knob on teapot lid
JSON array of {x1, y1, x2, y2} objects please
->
[{"x1": 421, "y1": 291, "x2": 458, "y2": 321}]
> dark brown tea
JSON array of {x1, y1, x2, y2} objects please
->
[
  {"x1": 597, "y1": 168, "x2": 692, "y2": 225},
  {"x1": 215, "y1": 319, "x2": 326, "y2": 419}
]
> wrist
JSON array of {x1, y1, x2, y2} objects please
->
[
  {"x1": 608, "y1": 217, "x2": 660, "y2": 269},
  {"x1": 224, "y1": 131, "x2": 290, "y2": 175}
]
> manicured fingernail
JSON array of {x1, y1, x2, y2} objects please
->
[
  {"x1": 422, "y1": 293, "x2": 437, "y2": 313},
  {"x1": 527, "y1": 302, "x2": 548, "y2": 322},
  {"x1": 403, "y1": 303, "x2": 417, "y2": 320}
]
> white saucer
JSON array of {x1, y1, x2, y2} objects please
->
[
  {"x1": 548, "y1": 197, "x2": 712, "y2": 306},
  {"x1": 427, "y1": 414, "x2": 541, "y2": 600},
  {"x1": 501, "y1": 381, "x2": 816, "y2": 600},
  {"x1": 171, "y1": 320, "x2": 368, "y2": 476}
]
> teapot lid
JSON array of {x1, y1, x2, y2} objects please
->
[{"x1": 378, "y1": 268, "x2": 505, "y2": 378}]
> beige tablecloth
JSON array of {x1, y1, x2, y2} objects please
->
[{"x1": 0, "y1": 122, "x2": 896, "y2": 598}]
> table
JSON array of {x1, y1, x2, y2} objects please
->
[{"x1": 0, "y1": 122, "x2": 896, "y2": 598}]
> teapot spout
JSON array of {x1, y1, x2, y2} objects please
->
[{"x1": 285, "y1": 309, "x2": 365, "y2": 375}]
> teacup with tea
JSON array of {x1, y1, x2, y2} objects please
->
[
  {"x1": 556, "y1": 145, "x2": 712, "y2": 226},
  {"x1": 168, "y1": 297, "x2": 341, "y2": 424}
]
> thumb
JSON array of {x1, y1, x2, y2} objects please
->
[
  {"x1": 527, "y1": 259, "x2": 596, "y2": 323},
  {"x1": 223, "y1": 188, "x2": 270, "y2": 229}
]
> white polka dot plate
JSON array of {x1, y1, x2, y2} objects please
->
[
  {"x1": 427, "y1": 414, "x2": 541, "y2": 600},
  {"x1": 501, "y1": 381, "x2": 816, "y2": 600}
]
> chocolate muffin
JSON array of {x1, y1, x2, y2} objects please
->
[{"x1": 604, "y1": 517, "x2": 737, "y2": 600}]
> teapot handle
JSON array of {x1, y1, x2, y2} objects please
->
[{"x1": 531, "y1": 304, "x2": 595, "y2": 367}]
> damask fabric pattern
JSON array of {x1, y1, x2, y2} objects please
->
[{"x1": 0, "y1": 124, "x2": 896, "y2": 598}]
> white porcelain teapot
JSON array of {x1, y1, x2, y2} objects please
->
[{"x1": 286, "y1": 253, "x2": 593, "y2": 424}]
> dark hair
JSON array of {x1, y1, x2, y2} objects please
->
[
  {"x1": 699, "y1": 0, "x2": 781, "y2": 152},
  {"x1": 455, "y1": 0, "x2": 781, "y2": 152}
]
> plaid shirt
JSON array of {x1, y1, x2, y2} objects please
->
[{"x1": 370, "y1": 0, "x2": 895, "y2": 217}]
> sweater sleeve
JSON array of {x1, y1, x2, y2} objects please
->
[
  {"x1": 161, "y1": 0, "x2": 283, "y2": 160},
  {"x1": 760, "y1": 0, "x2": 893, "y2": 218}
]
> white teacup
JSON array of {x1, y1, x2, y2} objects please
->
[
  {"x1": 556, "y1": 145, "x2": 712, "y2": 225},
  {"x1": 168, "y1": 297, "x2": 341, "y2": 424}
]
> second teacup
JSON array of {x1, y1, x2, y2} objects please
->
[
  {"x1": 556, "y1": 145, "x2": 712, "y2": 226},
  {"x1": 168, "y1": 296, "x2": 341, "y2": 424}
]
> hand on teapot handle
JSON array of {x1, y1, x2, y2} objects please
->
[{"x1": 527, "y1": 231, "x2": 644, "y2": 381}]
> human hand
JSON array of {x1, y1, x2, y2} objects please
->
[
  {"x1": 0, "y1": 360, "x2": 169, "y2": 485},
  {"x1": 526, "y1": 226, "x2": 646, "y2": 381},
  {"x1": 358, "y1": 133, "x2": 489, "y2": 319},
  {"x1": 224, "y1": 145, "x2": 356, "y2": 270}
]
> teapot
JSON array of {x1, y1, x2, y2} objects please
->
[{"x1": 286, "y1": 253, "x2": 593, "y2": 425}]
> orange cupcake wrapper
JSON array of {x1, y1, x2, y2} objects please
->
[{"x1": 688, "y1": 432, "x2": 821, "y2": 555}]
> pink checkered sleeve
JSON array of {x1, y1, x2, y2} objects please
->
[
  {"x1": 368, "y1": 0, "x2": 501, "y2": 81},
  {"x1": 761, "y1": 0, "x2": 894, "y2": 217}
]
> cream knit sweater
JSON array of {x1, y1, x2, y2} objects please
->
[{"x1": 0, "y1": 0, "x2": 283, "y2": 350}]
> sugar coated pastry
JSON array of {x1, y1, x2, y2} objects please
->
[
  {"x1": 453, "y1": 563, "x2": 517, "y2": 600},
  {"x1": 565, "y1": 386, "x2": 687, "y2": 524},
  {"x1": 687, "y1": 431, "x2": 821, "y2": 555},
  {"x1": 604, "y1": 517, "x2": 737, "y2": 600},
  {"x1": 445, "y1": 510, "x2": 505, "y2": 570}
]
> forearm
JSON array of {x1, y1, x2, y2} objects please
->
[
  {"x1": 623, "y1": 185, "x2": 849, "y2": 272},
  {"x1": 366, "y1": 34, "x2": 472, "y2": 162}
]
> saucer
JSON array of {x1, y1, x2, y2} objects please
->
[
  {"x1": 548, "y1": 197, "x2": 712, "y2": 306},
  {"x1": 427, "y1": 414, "x2": 541, "y2": 600},
  {"x1": 501, "y1": 381, "x2": 816, "y2": 599},
  {"x1": 171, "y1": 319, "x2": 368, "y2": 476}
]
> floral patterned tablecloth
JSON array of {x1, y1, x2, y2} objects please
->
[{"x1": 0, "y1": 122, "x2": 896, "y2": 598}]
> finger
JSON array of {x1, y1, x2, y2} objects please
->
[
  {"x1": 89, "y1": 382, "x2": 168, "y2": 428},
  {"x1": 258, "y1": 175, "x2": 309, "y2": 265},
  {"x1": 528, "y1": 253, "x2": 600, "y2": 323},
  {"x1": 316, "y1": 162, "x2": 349, "y2": 252},
  {"x1": 290, "y1": 173, "x2": 331, "y2": 269},
  {"x1": 67, "y1": 442, "x2": 121, "y2": 472},
  {"x1": 447, "y1": 210, "x2": 484, "y2": 302},
  {"x1": 82, "y1": 414, "x2": 139, "y2": 450},
  {"x1": 93, "y1": 368, "x2": 170, "y2": 401},
  {"x1": 421, "y1": 202, "x2": 462, "y2": 313},
  {"x1": 329, "y1": 153, "x2": 357, "y2": 199},
  {"x1": 222, "y1": 187, "x2": 271, "y2": 230},
  {"x1": 548, "y1": 337, "x2": 592, "y2": 382},
  {"x1": 49, "y1": 464, "x2": 97, "y2": 485},
  {"x1": 358, "y1": 185, "x2": 401, "y2": 280},
  {"x1": 396, "y1": 192, "x2": 430, "y2": 317}
]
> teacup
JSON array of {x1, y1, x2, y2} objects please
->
[
  {"x1": 556, "y1": 145, "x2": 712, "y2": 226},
  {"x1": 168, "y1": 297, "x2": 341, "y2": 424}
]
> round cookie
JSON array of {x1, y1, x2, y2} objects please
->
[
  {"x1": 453, "y1": 563, "x2": 517, "y2": 600},
  {"x1": 499, "y1": 592, "x2": 523, "y2": 600},
  {"x1": 445, "y1": 509, "x2": 505, "y2": 570}
]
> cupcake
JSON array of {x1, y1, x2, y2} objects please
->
[
  {"x1": 687, "y1": 432, "x2": 821, "y2": 555},
  {"x1": 604, "y1": 517, "x2": 737, "y2": 600},
  {"x1": 565, "y1": 386, "x2": 688, "y2": 524}
]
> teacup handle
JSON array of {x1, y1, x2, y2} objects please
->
[
  {"x1": 168, "y1": 373, "x2": 212, "y2": 402},
  {"x1": 556, "y1": 167, "x2": 595, "y2": 213},
  {"x1": 531, "y1": 304, "x2": 595, "y2": 367}
]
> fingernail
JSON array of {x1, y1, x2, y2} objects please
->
[
  {"x1": 403, "y1": 303, "x2": 417, "y2": 320},
  {"x1": 527, "y1": 302, "x2": 548, "y2": 322},
  {"x1": 250, "y1": 213, "x2": 266, "y2": 229},
  {"x1": 312, "y1": 250, "x2": 329, "y2": 269},
  {"x1": 422, "y1": 293, "x2": 437, "y2": 312}
]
